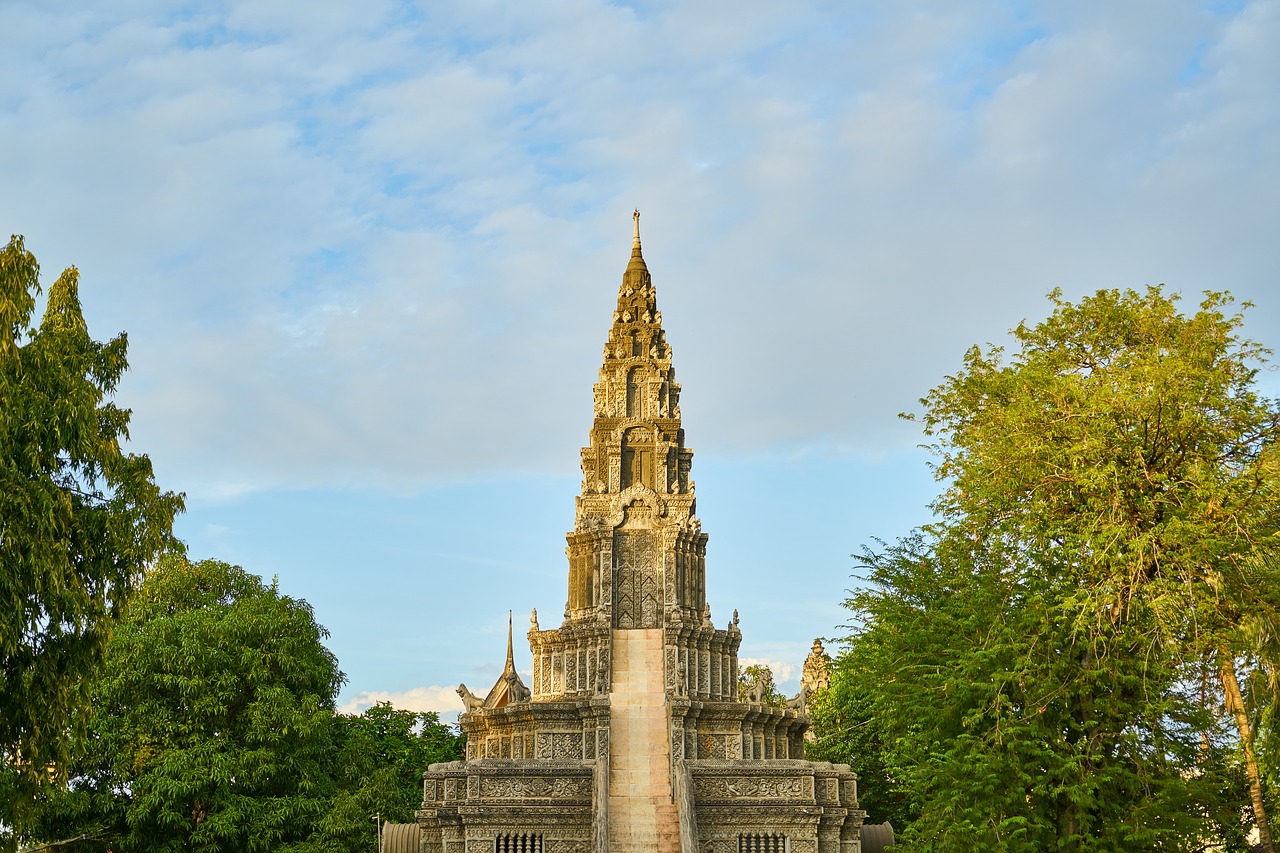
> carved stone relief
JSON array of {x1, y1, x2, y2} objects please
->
[
  {"x1": 478, "y1": 777, "x2": 591, "y2": 799},
  {"x1": 552, "y1": 732, "x2": 581, "y2": 760},
  {"x1": 693, "y1": 776, "x2": 812, "y2": 800},
  {"x1": 613, "y1": 530, "x2": 660, "y2": 629},
  {"x1": 545, "y1": 841, "x2": 589, "y2": 853}
]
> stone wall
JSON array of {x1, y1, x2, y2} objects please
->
[
  {"x1": 688, "y1": 760, "x2": 864, "y2": 853},
  {"x1": 419, "y1": 760, "x2": 595, "y2": 853}
]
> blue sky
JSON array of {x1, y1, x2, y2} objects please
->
[{"x1": 5, "y1": 0, "x2": 1279, "y2": 715}]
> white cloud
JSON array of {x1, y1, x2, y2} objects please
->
[
  {"x1": 338, "y1": 685, "x2": 465, "y2": 716},
  {"x1": 3, "y1": 0, "x2": 1277, "y2": 503},
  {"x1": 739, "y1": 657, "x2": 797, "y2": 686}
]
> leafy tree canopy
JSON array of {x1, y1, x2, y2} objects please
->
[
  {"x1": 24, "y1": 555, "x2": 344, "y2": 853},
  {"x1": 1, "y1": 236, "x2": 183, "y2": 828},
  {"x1": 22, "y1": 556, "x2": 465, "y2": 853},
  {"x1": 319, "y1": 703, "x2": 463, "y2": 849},
  {"x1": 806, "y1": 634, "x2": 915, "y2": 831},
  {"x1": 835, "y1": 287, "x2": 1280, "y2": 851}
]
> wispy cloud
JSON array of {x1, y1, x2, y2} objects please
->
[
  {"x1": 6, "y1": 1, "x2": 1275, "y2": 499},
  {"x1": 338, "y1": 685, "x2": 464, "y2": 717},
  {"x1": 739, "y1": 657, "x2": 798, "y2": 688}
]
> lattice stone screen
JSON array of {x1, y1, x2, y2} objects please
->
[
  {"x1": 493, "y1": 832, "x2": 543, "y2": 853},
  {"x1": 739, "y1": 833, "x2": 788, "y2": 853}
]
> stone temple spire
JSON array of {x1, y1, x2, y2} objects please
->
[
  {"x1": 562, "y1": 213, "x2": 707, "y2": 630},
  {"x1": 504, "y1": 610, "x2": 516, "y2": 675},
  {"x1": 629, "y1": 208, "x2": 645, "y2": 267},
  {"x1": 422, "y1": 216, "x2": 862, "y2": 853}
]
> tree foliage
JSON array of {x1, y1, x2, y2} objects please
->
[
  {"x1": 25, "y1": 556, "x2": 344, "y2": 853},
  {"x1": 22, "y1": 556, "x2": 464, "y2": 853},
  {"x1": 1, "y1": 236, "x2": 183, "y2": 829},
  {"x1": 319, "y1": 703, "x2": 464, "y2": 850},
  {"x1": 806, "y1": 634, "x2": 915, "y2": 831},
  {"x1": 840, "y1": 287, "x2": 1280, "y2": 851}
]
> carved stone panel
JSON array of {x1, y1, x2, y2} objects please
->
[
  {"x1": 477, "y1": 777, "x2": 591, "y2": 799},
  {"x1": 698, "y1": 841, "x2": 733, "y2": 853},
  {"x1": 694, "y1": 775, "x2": 813, "y2": 801},
  {"x1": 614, "y1": 530, "x2": 660, "y2": 629},
  {"x1": 546, "y1": 841, "x2": 589, "y2": 853},
  {"x1": 552, "y1": 732, "x2": 581, "y2": 760}
]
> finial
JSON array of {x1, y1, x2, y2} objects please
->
[
  {"x1": 505, "y1": 610, "x2": 515, "y2": 672},
  {"x1": 632, "y1": 209, "x2": 641, "y2": 249}
]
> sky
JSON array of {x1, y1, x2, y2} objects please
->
[{"x1": 5, "y1": 0, "x2": 1279, "y2": 716}]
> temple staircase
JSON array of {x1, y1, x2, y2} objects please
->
[{"x1": 608, "y1": 628, "x2": 680, "y2": 853}]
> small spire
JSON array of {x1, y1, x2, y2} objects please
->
[
  {"x1": 623, "y1": 209, "x2": 649, "y2": 288},
  {"x1": 505, "y1": 610, "x2": 515, "y2": 674}
]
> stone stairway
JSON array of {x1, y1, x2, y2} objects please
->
[{"x1": 609, "y1": 629, "x2": 680, "y2": 853}]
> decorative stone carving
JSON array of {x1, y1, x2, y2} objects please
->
[
  {"x1": 801, "y1": 638, "x2": 831, "y2": 695},
  {"x1": 785, "y1": 683, "x2": 809, "y2": 713},
  {"x1": 552, "y1": 732, "x2": 580, "y2": 760},
  {"x1": 457, "y1": 684, "x2": 483, "y2": 714},
  {"x1": 613, "y1": 530, "x2": 660, "y2": 629},
  {"x1": 694, "y1": 775, "x2": 811, "y2": 801},
  {"x1": 545, "y1": 841, "x2": 588, "y2": 853}
]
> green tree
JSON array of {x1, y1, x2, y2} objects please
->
[
  {"x1": 1, "y1": 236, "x2": 184, "y2": 837},
  {"x1": 319, "y1": 703, "x2": 463, "y2": 850},
  {"x1": 26, "y1": 555, "x2": 344, "y2": 853},
  {"x1": 846, "y1": 287, "x2": 1280, "y2": 850},
  {"x1": 851, "y1": 533, "x2": 1247, "y2": 851},
  {"x1": 806, "y1": 632, "x2": 915, "y2": 831}
]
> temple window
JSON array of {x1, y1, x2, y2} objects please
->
[
  {"x1": 626, "y1": 367, "x2": 642, "y2": 417},
  {"x1": 620, "y1": 428, "x2": 654, "y2": 489},
  {"x1": 494, "y1": 833, "x2": 543, "y2": 852},
  {"x1": 739, "y1": 833, "x2": 788, "y2": 852}
]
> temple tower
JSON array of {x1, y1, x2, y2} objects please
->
[
  {"x1": 417, "y1": 215, "x2": 864, "y2": 853},
  {"x1": 567, "y1": 210, "x2": 704, "y2": 632}
]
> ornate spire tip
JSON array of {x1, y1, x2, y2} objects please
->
[
  {"x1": 505, "y1": 610, "x2": 515, "y2": 671},
  {"x1": 632, "y1": 209, "x2": 641, "y2": 248}
]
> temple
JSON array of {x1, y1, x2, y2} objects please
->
[{"x1": 416, "y1": 213, "x2": 865, "y2": 853}]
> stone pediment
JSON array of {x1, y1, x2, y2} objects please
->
[
  {"x1": 471, "y1": 611, "x2": 532, "y2": 713},
  {"x1": 482, "y1": 668, "x2": 531, "y2": 710},
  {"x1": 607, "y1": 484, "x2": 666, "y2": 528}
]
